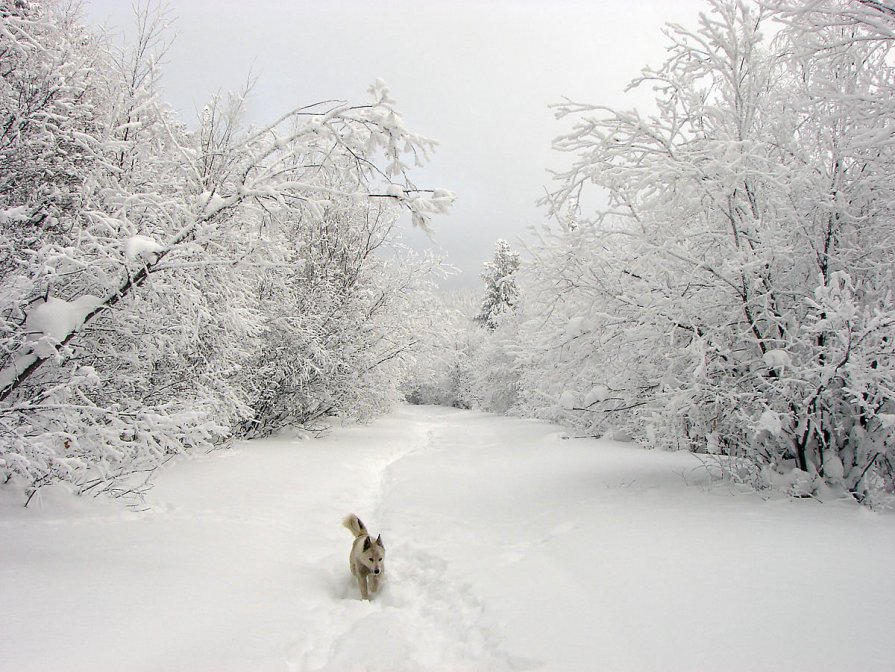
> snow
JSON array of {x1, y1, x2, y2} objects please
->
[
  {"x1": 757, "y1": 408, "x2": 784, "y2": 435},
  {"x1": 563, "y1": 315, "x2": 592, "y2": 338},
  {"x1": 124, "y1": 235, "x2": 165, "y2": 262},
  {"x1": 559, "y1": 390, "x2": 578, "y2": 409},
  {"x1": 762, "y1": 348, "x2": 791, "y2": 369},
  {"x1": 584, "y1": 384, "x2": 610, "y2": 406},
  {"x1": 824, "y1": 453, "x2": 846, "y2": 481},
  {"x1": 384, "y1": 183, "x2": 405, "y2": 198},
  {"x1": 25, "y1": 295, "x2": 102, "y2": 343},
  {"x1": 197, "y1": 190, "x2": 229, "y2": 216},
  {"x1": 2, "y1": 405, "x2": 894, "y2": 671},
  {"x1": 0, "y1": 205, "x2": 29, "y2": 224}
]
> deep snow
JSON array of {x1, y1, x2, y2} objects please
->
[{"x1": 2, "y1": 405, "x2": 894, "y2": 671}]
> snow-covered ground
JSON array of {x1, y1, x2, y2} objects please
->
[{"x1": 3, "y1": 405, "x2": 894, "y2": 671}]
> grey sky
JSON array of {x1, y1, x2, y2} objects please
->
[{"x1": 85, "y1": 0, "x2": 709, "y2": 290}]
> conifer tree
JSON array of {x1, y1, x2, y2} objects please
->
[{"x1": 474, "y1": 239, "x2": 520, "y2": 330}]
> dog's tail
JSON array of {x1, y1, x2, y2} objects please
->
[{"x1": 342, "y1": 513, "x2": 368, "y2": 538}]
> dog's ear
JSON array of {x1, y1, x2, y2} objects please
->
[
  {"x1": 375, "y1": 534, "x2": 384, "y2": 549},
  {"x1": 363, "y1": 536, "x2": 372, "y2": 551}
]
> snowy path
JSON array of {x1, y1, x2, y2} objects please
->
[{"x1": 3, "y1": 405, "x2": 894, "y2": 671}]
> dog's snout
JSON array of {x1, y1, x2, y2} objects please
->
[{"x1": 373, "y1": 568, "x2": 381, "y2": 574}]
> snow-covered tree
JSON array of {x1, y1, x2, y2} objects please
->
[
  {"x1": 766, "y1": 0, "x2": 895, "y2": 38},
  {"x1": 403, "y1": 289, "x2": 481, "y2": 409},
  {"x1": 470, "y1": 302, "x2": 524, "y2": 414},
  {"x1": 404, "y1": 241, "x2": 527, "y2": 413},
  {"x1": 520, "y1": 0, "x2": 894, "y2": 503},
  {"x1": 0, "y1": 2, "x2": 453, "y2": 503},
  {"x1": 234, "y1": 198, "x2": 448, "y2": 437},
  {"x1": 404, "y1": 240, "x2": 526, "y2": 413},
  {"x1": 474, "y1": 239, "x2": 520, "y2": 330}
]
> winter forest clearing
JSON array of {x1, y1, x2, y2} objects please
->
[
  {"x1": 3, "y1": 0, "x2": 895, "y2": 668},
  {"x1": 3, "y1": 405, "x2": 894, "y2": 672}
]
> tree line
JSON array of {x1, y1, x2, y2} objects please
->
[
  {"x1": 410, "y1": 0, "x2": 895, "y2": 507},
  {"x1": 3, "y1": 0, "x2": 893, "y2": 508},
  {"x1": 0, "y1": 1, "x2": 452, "y2": 503}
]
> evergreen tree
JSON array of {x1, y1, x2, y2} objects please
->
[{"x1": 474, "y1": 239, "x2": 520, "y2": 330}]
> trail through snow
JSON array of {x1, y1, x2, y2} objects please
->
[{"x1": 2, "y1": 405, "x2": 894, "y2": 671}]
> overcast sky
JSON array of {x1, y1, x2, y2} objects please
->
[{"x1": 85, "y1": 0, "x2": 709, "y2": 290}]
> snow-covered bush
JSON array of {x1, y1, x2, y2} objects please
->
[
  {"x1": 515, "y1": 0, "x2": 895, "y2": 503},
  {"x1": 234, "y1": 198, "x2": 447, "y2": 437},
  {"x1": 0, "y1": 2, "x2": 452, "y2": 502},
  {"x1": 403, "y1": 289, "x2": 482, "y2": 409},
  {"x1": 470, "y1": 306, "x2": 524, "y2": 414},
  {"x1": 405, "y1": 240, "x2": 525, "y2": 413}
]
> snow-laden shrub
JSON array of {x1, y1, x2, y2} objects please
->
[
  {"x1": 403, "y1": 289, "x2": 481, "y2": 409},
  {"x1": 511, "y1": 0, "x2": 895, "y2": 503},
  {"x1": 0, "y1": 3, "x2": 452, "y2": 502},
  {"x1": 405, "y1": 240, "x2": 525, "y2": 414}
]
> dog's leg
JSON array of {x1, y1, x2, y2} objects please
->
[
  {"x1": 368, "y1": 574, "x2": 380, "y2": 595},
  {"x1": 356, "y1": 573, "x2": 370, "y2": 600}
]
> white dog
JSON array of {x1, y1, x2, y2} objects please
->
[{"x1": 342, "y1": 514, "x2": 386, "y2": 600}]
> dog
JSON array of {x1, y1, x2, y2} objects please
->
[{"x1": 342, "y1": 514, "x2": 386, "y2": 600}]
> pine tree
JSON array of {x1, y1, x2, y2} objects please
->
[{"x1": 474, "y1": 240, "x2": 520, "y2": 330}]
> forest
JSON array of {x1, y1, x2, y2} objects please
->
[{"x1": 2, "y1": 0, "x2": 894, "y2": 508}]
